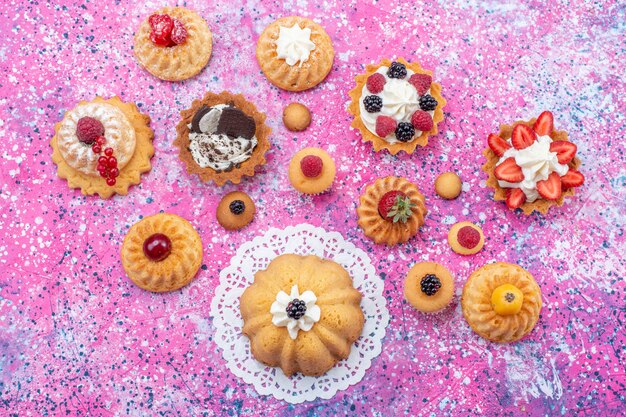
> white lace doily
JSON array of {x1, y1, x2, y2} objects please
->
[{"x1": 210, "y1": 223, "x2": 389, "y2": 404}]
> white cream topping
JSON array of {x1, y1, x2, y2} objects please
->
[
  {"x1": 188, "y1": 105, "x2": 258, "y2": 172},
  {"x1": 275, "y1": 23, "x2": 316, "y2": 66},
  {"x1": 496, "y1": 135, "x2": 570, "y2": 202},
  {"x1": 359, "y1": 66, "x2": 434, "y2": 144},
  {"x1": 270, "y1": 285, "x2": 321, "y2": 340}
]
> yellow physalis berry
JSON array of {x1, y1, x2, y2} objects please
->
[{"x1": 491, "y1": 284, "x2": 524, "y2": 316}]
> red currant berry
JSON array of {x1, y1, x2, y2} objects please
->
[
  {"x1": 107, "y1": 156, "x2": 117, "y2": 167},
  {"x1": 104, "y1": 147, "x2": 114, "y2": 156},
  {"x1": 106, "y1": 177, "x2": 116, "y2": 186},
  {"x1": 96, "y1": 136, "x2": 106, "y2": 145},
  {"x1": 92, "y1": 144, "x2": 102, "y2": 154},
  {"x1": 109, "y1": 168, "x2": 120, "y2": 178},
  {"x1": 98, "y1": 156, "x2": 108, "y2": 165},
  {"x1": 97, "y1": 163, "x2": 106, "y2": 172}
]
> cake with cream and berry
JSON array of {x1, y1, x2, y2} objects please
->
[
  {"x1": 134, "y1": 7, "x2": 212, "y2": 81},
  {"x1": 348, "y1": 58, "x2": 446, "y2": 154},
  {"x1": 483, "y1": 111, "x2": 584, "y2": 214},
  {"x1": 51, "y1": 96, "x2": 154, "y2": 198}
]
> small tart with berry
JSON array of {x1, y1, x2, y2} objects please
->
[
  {"x1": 121, "y1": 213, "x2": 203, "y2": 292},
  {"x1": 404, "y1": 262, "x2": 454, "y2": 313},
  {"x1": 483, "y1": 111, "x2": 584, "y2": 215},
  {"x1": 288, "y1": 147, "x2": 336, "y2": 194},
  {"x1": 348, "y1": 57, "x2": 446, "y2": 155},
  {"x1": 134, "y1": 7, "x2": 213, "y2": 81},
  {"x1": 174, "y1": 91, "x2": 271, "y2": 186},
  {"x1": 448, "y1": 221, "x2": 484, "y2": 255},
  {"x1": 256, "y1": 16, "x2": 334, "y2": 91},
  {"x1": 356, "y1": 176, "x2": 427, "y2": 245},
  {"x1": 216, "y1": 191, "x2": 256, "y2": 230},
  {"x1": 51, "y1": 96, "x2": 154, "y2": 199},
  {"x1": 462, "y1": 262, "x2": 542, "y2": 343}
]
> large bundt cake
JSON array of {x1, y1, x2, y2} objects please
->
[{"x1": 240, "y1": 254, "x2": 365, "y2": 376}]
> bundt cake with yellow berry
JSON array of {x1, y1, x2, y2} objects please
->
[{"x1": 240, "y1": 254, "x2": 364, "y2": 377}]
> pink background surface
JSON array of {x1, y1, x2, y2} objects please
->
[{"x1": 1, "y1": 0, "x2": 624, "y2": 416}]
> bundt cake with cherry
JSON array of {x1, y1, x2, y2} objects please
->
[{"x1": 240, "y1": 254, "x2": 364, "y2": 377}]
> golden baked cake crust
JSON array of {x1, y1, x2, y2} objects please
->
[
  {"x1": 121, "y1": 213, "x2": 203, "y2": 292},
  {"x1": 462, "y1": 262, "x2": 542, "y2": 343},
  {"x1": 404, "y1": 262, "x2": 454, "y2": 313},
  {"x1": 174, "y1": 91, "x2": 271, "y2": 186},
  {"x1": 356, "y1": 176, "x2": 427, "y2": 246},
  {"x1": 256, "y1": 16, "x2": 334, "y2": 91},
  {"x1": 134, "y1": 7, "x2": 213, "y2": 81},
  {"x1": 240, "y1": 254, "x2": 364, "y2": 377},
  {"x1": 51, "y1": 96, "x2": 154, "y2": 199}
]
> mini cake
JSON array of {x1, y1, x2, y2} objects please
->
[
  {"x1": 121, "y1": 213, "x2": 203, "y2": 292},
  {"x1": 448, "y1": 221, "x2": 484, "y2": 255},
  {"x1": 240, "y1": 254, "x2": 364, "y2": 377},
  {"x1": 216, "y1": 191, "x2": 256, "y2": 230},
  {"x1": 134, "y1": 7, "x2": 213, "y2": 81},
  {"x1": 174, "y1": 91, "x2": 271, "y2": 186},
  {"x1": 288, "y1": 147, "x2": 336, "y2": 194},
  {"x1": 483, "y1": 111, "x2": 584, "y2": 214},
  {"x1": 462, "y1": 263, "x2": 542, "y2": 343},
  {"x1": 356, "y1": 176, "x2": 427, "y2": 245},
  {"x1": 283, "y1": 103, "x2": 311, "y2": 131},
  {"x1": 256, "y1": 16, "x2": 334, "y2": 91},
  {"x1": 404, "y1": 262, "x2": 454, "y2": 313},
  {"x1": 348, "y1": 58, "x2": 446, "y2": 154},
  {"x1": 51, "y1": 96, "x2": 154, "y2": 199},
  {"x1": 435, "y1": 172, "x2": 462, "y2": 199}
]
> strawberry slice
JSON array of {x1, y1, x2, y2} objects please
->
[
  {"x1": 506, "y1": 188, "x2": 526, "y2": 209},
  {"x1": 511, "y1": 124, "x2": 536, "y2": 150},
  {"x1": 488, "y1": 133, "x2": 511, "y2": 157},
  {"x1": 533, "y1": 111, "x2": 554, "y2": 136},
  {"x1": 549, "y1": 140, "x2": 577, "y2": 164},
  {"x1": 495, "y1": 157, "x2": 524, "y2": 183},
  {"x1": 560, "y1": 169, "x2": 584, "y2": 188},
  {"x1": 536, "y1": 172, "x2": 562, "y2": 200}
]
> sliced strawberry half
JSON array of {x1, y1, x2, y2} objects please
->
[
  {"x1": 506, "y1": 188, "x2": 526, "y2": 209},
  {"x1": 549, "y1": 140, "x2": 577, "y2": 164},
  {"x1": 533, "y1": 111, "x2": 554, "y2": 136},
  {"x1": 511, "y1": 124, "x2": 536, "y2": 150},
  {"x1": 536, "y1": 172, "x2": 562, "y2": 200},
  {"x1": 560, "y1": 169, "x2": 585, "y2": 188},
  {"x1": 494, "y1": 157, "x2": 524, "y2": 183},
  {"x1": 488, "y1": 133, "x2": 511, "y2": 157}
]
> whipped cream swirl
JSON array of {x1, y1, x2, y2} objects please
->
[
  {"x1": 496, "y1": 135, "x2": 569, "y2": 202},
  {"x1": 270, "y1": 285, "x2": 321, "y2": 340},
  {"x1": 275, "y1": 23, "x2": 316, "y2": 66}
]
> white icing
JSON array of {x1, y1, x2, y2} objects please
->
[
  {"x1": 496, "y1": 135, "x2": 570, "y2": 202},
  {"x1": 188, "y1": 105, "x2": 258, "y2": 172},
  {"x1": 275, "y1": 24, "x2": 316, "y2": 66},
  {"x1": 270, "y1": 285, "x2": 321, "y2": 340},
  {"x1": 358, "y1": 66, "x2": 434, "y2": 144}
]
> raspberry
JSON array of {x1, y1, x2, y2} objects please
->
[
  {"x1": 419, "y1": 95, "x2": 438, "y2": 111},
  {"x1": 395, "y1": 122, "x2": 415, "y2": 142},
  {"x1": 149, "y1": 14, "x2": 174, "y2": 47},
  {"x1": 366, "y1": 73, "x2": 386, "y2": 94},
  {"x1": 300, "y1": 155, "x2": 323, "y2": 178},
  {"x1": 170, "y1": 18, "x2": 188, "y2": 45},
  {"x1": 363, "y1": 95, "x2": 383, "y2": 113},
  {"x1": 411, "y1": 110, "x2": 434, "y2": 132},
  {"x1": 408, "y1": 73, "x2": 432, "y2": 96},
  {"x1": 375, "y1": 116, "x2": 396, "y2": 137},
  {"x1": 457, "y1": 226, "x2": 481, "y2": 249},
  {"x1": 76, "y1": 117, "x2": 104, "y2": 145},
  {"x1": 387, "y1": 61, "x2": 407, "y2": 79}
]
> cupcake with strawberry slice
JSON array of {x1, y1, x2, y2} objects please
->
[{"x1": 483, "y1": 111, "x2": 584, "y2": 215}]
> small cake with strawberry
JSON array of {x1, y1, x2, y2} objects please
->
[
  {"x1": 348, "y1": 58, "x2": 446, "y2": 155},
  {"x1": 483, "y1": 111, "x2": 584, "y2": 214},
  {"x1": 288, "y1": 147, "x2": 336, "y2": 194},
  {"x1": 448, "y1": 222, "x2": 484, "y2": 255},
  {"x1": 134, "y1": 7, "x2": 213, "y2": 81},
  {"x1": 356, "y1": 176, "x2": 427, "y2": 245}
]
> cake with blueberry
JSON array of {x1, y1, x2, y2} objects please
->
[
  {"x1": 174, "y1": 91, "x2": 271, "y2": 186},
  {"x1": 403, "y1": 262, "x2": 455, "y2": 313},
  {"x1": 288, "y1": 147, "x2": 336, "y2": 194},
  {"x1": 356, "y1": 176, "x2": 427, "y2": 245},
  {"x1": 348, "y1": 58, "x2": 446, "y2": 154},
  {"x1": 240, "y1": 254, "x2": 364, "y2": 377},
  {"x1": 51, "y1": 96, "x2": 154, "y2": 198},
  {"x1": 216, "y1": 191, "x2": 256, "y2": 230},
  {"x1": 121, "y1": 213, "x2": 203, "y2": 292},
  {"x1": 134, "y1": 7, "x2": 213, "y2": 81},
  {"x1": 483, "y1": 111, "x2": 584, "y2": 214}
]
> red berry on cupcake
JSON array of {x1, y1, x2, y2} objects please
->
[
  {"x1": 76, "y1": 117, "x2": 104, "y2": 145},
  {"x1": 300, "y1": 155, "x2": 323, "y2": 178},
  {"x1": 377, "y1": 191, "x2": 416, "y2": 223},
  {"x1": 366, "y1": 73, "x2": 386, "y2": 94}
]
